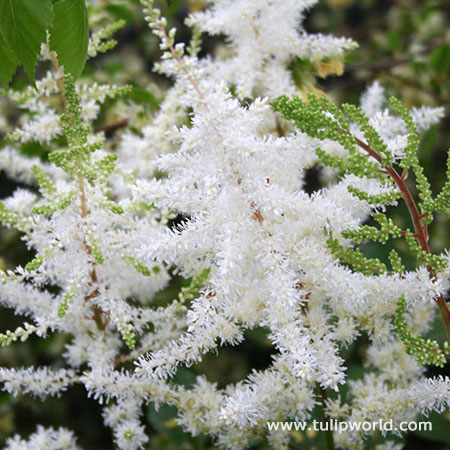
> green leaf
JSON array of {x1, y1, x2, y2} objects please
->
[
  {"x1": 430, "y1": 44, "x2": 450, "y2": 75},
  {"x1": 167, "y1": 0, "x2": 184, "y2": 15},
  {"x1": 105, "y1": 4, "x2": 134, "y2": 23},
  {"x1": 130, "y1": 87, "x2": 160, "y2": 109},
  {"x1": 0, "y1": 28, "x2": 19, "y2": 88},
  {"x1": 386, "y1": 31, "x2": 402, "y2": 52},
  {"x1": 50, "y1": 0, "x2": 89, "y2": 79},
  {"x1": 0, "y1": 0, "x2": 54, "y2": 84},
  {"x1": 413, "y1": 411, "x2": 450, "y2": 447},
  {"x1": 20, "y1": 141, "x2": 50, "y2": 161}
]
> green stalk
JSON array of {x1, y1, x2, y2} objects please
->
[{"x1": 317, "y1": 384, "x2": 335, "y2": 450}]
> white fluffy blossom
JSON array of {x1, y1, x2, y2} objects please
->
[
  {"x1": 0, "y1": 1, "x2": 448, "y2": 449},
  {"x1": 359, "y1": 81, "x2": 444, "y2": 159},
  {"x1": 189, "y1": 0, "x2": 357, "y2": 97},
  {"x1": 5, "y1": 426, "x2": 81, "y2": 450}
]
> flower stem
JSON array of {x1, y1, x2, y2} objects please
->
[
  {"x1": 350, "y1": 134, "x2": 450, "y2": 341},
  {"x1": 50, "y1": 52, "x2": 108, "y2": 331},
  {"x1": 317, "y1": 384, "x2": 335, "y2": 450}
]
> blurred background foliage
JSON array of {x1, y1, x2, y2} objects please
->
[{"x1": 0, "y1": 0, "x2": 449, "y2": 448}]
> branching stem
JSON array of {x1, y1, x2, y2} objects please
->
[
  {"x1": 50, "y1": 53, "x2": 108, "y2": 331},
  {"x1": 349, "y1": 133, "x2": 450, "y2": 341}
]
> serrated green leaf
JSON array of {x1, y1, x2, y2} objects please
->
[
  {"x1": 0, "y1": 28, "x2": 19, "y2": 88},
  {"x1": 50, "y1": 0, "x2": 89, "y2": 79},
  {"x1": 0, "y1": 0, "x2": 54, "y2": 84}
]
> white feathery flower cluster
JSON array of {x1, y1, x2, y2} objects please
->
[
  {"x1": 409, "y1": 376, "x2": 450, "y2": 414},
  {"x1": 0, "y1": 1, "x2": 449, "y2": 449},
  {"x1": 116, "y1": 85, "x2": 188, "y2": 177},
  {"x1": 358, "y1": 81, "x2": 444, "y2": 160},
  {"x1": 189, "y1": 0, "x2": 357, "y2": 98},
  {"x1": 5, "y1": 426, "x2": 81, "y2": 450},
  {"x1": 15, "y1": 109, "x2": 62, "y2": 144},
  {"x1": 103, "y1": 399, "x2": 149, "y2": 450},
  {"x1": 0, "y1": 146, "x2": 66, "y2": 185},
  {"x1": 0, "y1": 367, "x2": 75, "y2": 398}
]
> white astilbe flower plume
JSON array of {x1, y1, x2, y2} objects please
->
[
  {"x1": 116, "y1": 0, "x2": 357, "y2": 177},
  {"x1": 189, "y1": 0, "x2": 357, "y2": 97},
  {"x1": 359, "y1": 81, "x2": 444, "y2": 159},
  {"x1": 4, "y1": 426, "x2": 81, "y2": 450},
  {"x1": 0, "y1": 1, "x2": 448, "y2": 449}
]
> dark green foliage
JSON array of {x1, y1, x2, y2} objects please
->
[
  {"x1": 50, "y1": 0, "x2": 89, "y2": 79},
  {"x1": 0, "y1": 0, "x2": 89, "y2": 87},
  {"x1": 0, "y1": 0, "x2": 54, "y2": 84}
]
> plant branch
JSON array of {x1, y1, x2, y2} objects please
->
[
  {"x1": 94, "y1": 118, "x2": 129, "y2": 134},
  {"x1": 50, "y1": 53, "x2": 108, "y2": 331},
  {"x1": 348, "y1": 133, "x2": 450, "y2": 341},
  {"x1": 147, "y1": 11, "x2": 203, "y2": 99},
  {"x1": 317, "y1": 384, "x2": 335, "y2": 450}
]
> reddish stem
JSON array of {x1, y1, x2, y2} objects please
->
[{"x1": 351, "y1": 135, "x2": 450, "y2": 341}]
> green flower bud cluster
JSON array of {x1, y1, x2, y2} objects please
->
[
  {"x1": 49, "y1": 77, "x2": 130, "y2": 182},
  {"x1": 0, "y1": 323, "x2": 38, "y2": 346},
  {"x1": 272, "y1": 95, "x2": 445, "y2": 222},
  {"x1": 0, "y1": 201, "x2": 18, "y2": 227},
  {"x1": 88, "y1": 238, "x2": 104, "y2": 265},
  {"x1": 88, "y1": 20, "x2": 126, "y2": 58},
  {"x1": 31, "y1": 191, "x2": 77, "y2": 216},
  {"x1": 346, "y1": 185, "x2": 399, "y2": 206},
  {"x1": 402, "y1": 229, "x2": 448, "y2": 273},
  {"x1": 31, "y1": 205, "x2": 55, "y2": 215},
  {"x1": 25, "y1": 253, "x2": 46, "y2": 272},
  {"x1": 342, "y1": 103, "x2": 392, "y2": 166},
  {"x1": 273, "y1": 94, "x2": 351, "y2": 144},
  {"x1": 273, "y1": 93, "x2": 449, "y2": 272},
  {"x1": 119, "y1": 323, "x2": 136, "y2": 350},
  {"x1": 95, "y1": 154, "x2": 119, "y2": 180},
  {"x1": 273, "y1": 95, "x2": 386, "y2": 181},
  {"x1": 125, "y1": 256, "x2": 160, "y2": 277},
  {"x1": 178, "y1": 268, "x2": 211, "y2": 303},
  {"x1": 389, "y1": 97, "x2": 434, "y2": 217},
  {"x1": 187, "y1": 27, "x2": 202, "y2": 57},
  {"x1": 394, "y1": 296, "x2": 449, "y2": 367},
  {"x1": 47, "y1": 74, "x2": 95, "y2": 177},
  {"x1": 326, "y1": 237, "x2": 387, "y2": 276},
  {"x1": 30, "y1": 166, "x2": 78, "y2": 215},
  {"x1": 57, "y1": 192, "x2": 76, "y2": 211},
  {"x1": 388, "y1": 249, "x2": 405, "y2": 274},
  {"x1": 102, "y1": 201, "x2": 124, "y2": 215},
  {"x1": 58, "y1": 286, "x2": 77, "y2": 318},
  {"x1": 434, "y1": 148, "x2": 450, "y2": 216},
  {"x1": 31, "y1": 166, "x2": 57, "y2": 197},
  {"x1": 342, "y1": 214, "x2": 402, "y2": 245}
]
